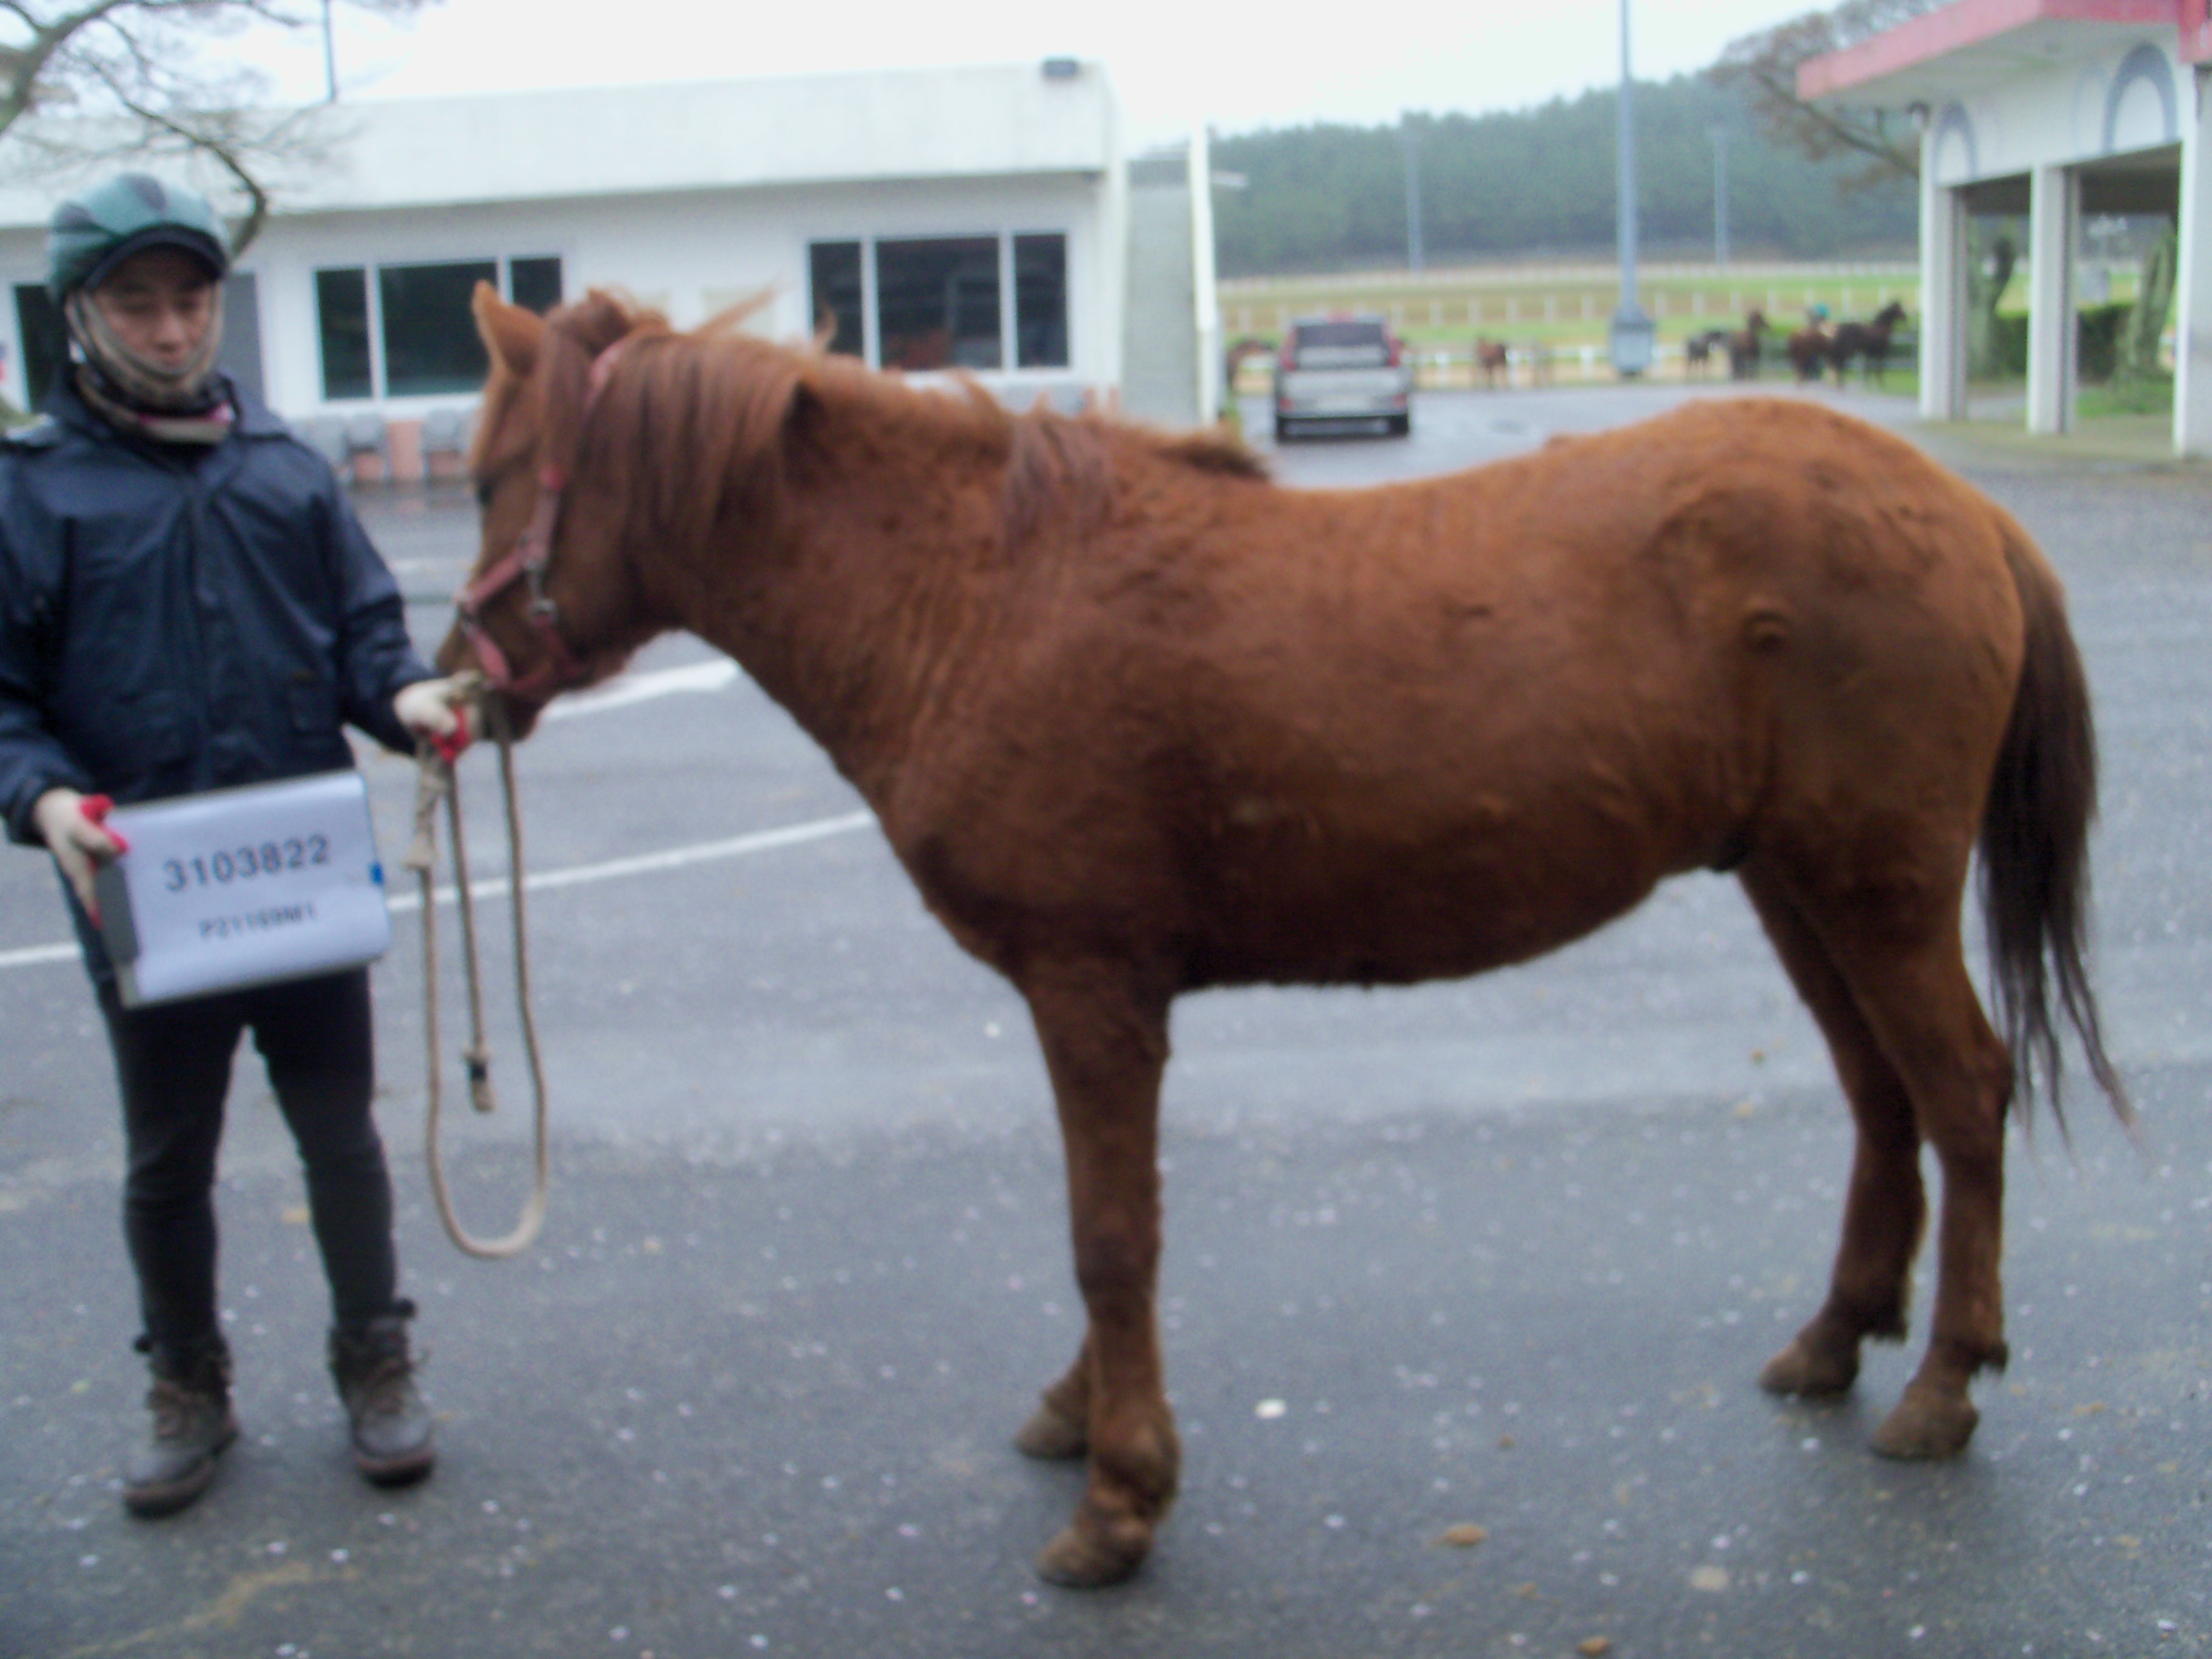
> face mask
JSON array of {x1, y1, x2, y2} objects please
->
[{"x1": 64, "y1": 283, "x2": 232, "y2": 442}]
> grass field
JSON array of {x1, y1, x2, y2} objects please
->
[
  {"x1": 1221, "y1": 260, "x2": 1920, "y2": 389},
  {"x1": 1220, "y1": 261, "x2": 1922, "y2": 352},
  {"x1": 1222, "y1": 261, "x2": 2163, "y2": 400}
]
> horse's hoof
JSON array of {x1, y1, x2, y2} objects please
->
[
  {"x1": 1034, "y1": 1521, "x2": 1148, "y2": 1588},
  {"x1": 1014, "y1": 1400, "x2": 1089, "y2": 1461},
  {"x1": 1870, "y1": 1384, "x2": 1978, "y2": 1459},
  {"x1": 1759, "y1": 1335, "x2": 1859, "y2": 1399}
]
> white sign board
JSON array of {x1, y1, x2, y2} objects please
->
[{"x1": 93, "y1": 772, "x2": 392, "y2": 1007}]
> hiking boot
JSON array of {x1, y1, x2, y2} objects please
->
[
  {"x1": 328, "y1": 1301, "x2": 435, "y2": 1486},
  {"x1": 124, "y1": 1335, "x2": 237, "y2": 1519}
]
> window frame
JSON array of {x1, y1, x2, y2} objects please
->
[
  {"x1": 311, "y1": 251, "x2": 567, "y2": 404},
  {"x1": 1012, "y1": 231, "x2": 1071, "y2": 371},
  {"x1": 376, "y1": 257, "x2": 499, "y2": 398},
  {"x1": 313, "y1": 265, "x2": 380, "y2": 404},
  {"x1": 805, "y1": 227, "x2": 1073, "y2": 379}
]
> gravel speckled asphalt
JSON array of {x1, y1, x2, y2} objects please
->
[{"x1": 3, "y1": 384, "x2": 2208, "y2": 1658}]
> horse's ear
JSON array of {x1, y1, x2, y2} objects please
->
[{"x1": 474, "y1": 281, "x2": 544, "y2": 380}]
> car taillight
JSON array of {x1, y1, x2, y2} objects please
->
[
  {"x1": 1385, "y1": 334, "x2": 1404, "y2": 367},
  {"x1": 1278, "y1": 339, "x2": 1297, "y2": 370}
]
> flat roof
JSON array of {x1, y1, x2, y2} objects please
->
[
  {"x1": 0, "y1": 60, "x2": 1120, "y2": 231},
  {"x1": 1798, "y1": 0, "x2": 2180, "y2": 106}
]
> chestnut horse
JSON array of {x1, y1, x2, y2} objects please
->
[{"x1": 447, "y1": 288, "x2": 2126, "y2": 1588}]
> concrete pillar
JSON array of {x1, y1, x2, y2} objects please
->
[
  {"x1": 2026, "y1": 163, "x2": 2078, "y2": 436},
  {"x1": 1919, "y1": 133, "x2": 1968, "y2": 420},
  {"x1": 1120, "y1": 150, "x2": 1197, "y2": 424},
  {"x1": 1188, "y1": 123, "x2": 1221, "y2": 427},
  {"x1": 2174, "y1": 64, "x2": 2212, "y2": 456}
]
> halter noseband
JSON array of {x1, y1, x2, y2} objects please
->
[{"x1": 454, "y1": 337, "x2": 632, "y2": 698}]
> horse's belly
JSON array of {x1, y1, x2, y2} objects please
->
[{"x1": 1180, "y1": 814, "x2": 1685, "y2": 990}]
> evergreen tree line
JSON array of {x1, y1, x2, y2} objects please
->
[{"x1": 1211, "y1": 73, "x2": 1918, "y2": 277}]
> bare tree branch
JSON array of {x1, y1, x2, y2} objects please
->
[
  {"x1": 1713, "y1": 0, "x2": 1948, "y2": 190},
  {"x1": 1, "y1": 0, "x2": 434, "y2": 241},
  {"x1": 74, "y1": 52, "x2": 289, "y2": 249}
]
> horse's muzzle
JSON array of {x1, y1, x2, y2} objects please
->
[{"x1": 480, "y1": 686, "x2": 546, "y2": 743}]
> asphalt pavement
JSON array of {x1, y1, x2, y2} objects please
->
[{"x1": 3, "y1": 382, "x2": 2209, "y2": 1658}]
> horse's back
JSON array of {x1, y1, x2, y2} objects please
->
[{"x1": 901, "y1": 399, "x2": 2026, "y2": 989}]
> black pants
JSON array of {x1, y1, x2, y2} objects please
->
[{"x1": 96, "y1": 968, "x2": 401, "y2": 1350}]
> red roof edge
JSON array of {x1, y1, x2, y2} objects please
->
[
  {"x1": 1797, "y1": 0, "x2": 2180, "y2": 102},
  {"x1": 2182, "y1": 0, "x2": 2212, "y2": 61}
]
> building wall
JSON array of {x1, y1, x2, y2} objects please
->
[
  {"x1": 1121, "y1": 154, "x2": 1198, "y2": 425},
  {"x1": 3, "y1": 173, "x2": 1114, "y2": 421},
  {"x1": 0, "y1": 63, "x2": 1136, "y2": 433},
  {"x1": 1923, "y1": 31, "x2": 2186, "y2": 187},
  {"x1": 258, "y1": 173, "x2": 1110, "y2": 418},
  {"x1": 0, "y1": 64, "x2": 1119, "y2": 226}
]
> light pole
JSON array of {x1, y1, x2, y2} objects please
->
[
  {"x1": 322, "y1": 0, "x2": 339, "y2": 103},
  {"x1": 1401, "y1": 120, "x2": 1423, "y2": 275},
  {"x1": 1710, "y1": 123, "x2": 1731, "y2": 268},
  {"x1": 1609, "y1": 0, "x2": 1653, "y2": 375}
]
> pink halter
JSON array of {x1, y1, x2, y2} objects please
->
[{"x1": 453, "y1": 336, "x2": 632, "y2": 698}]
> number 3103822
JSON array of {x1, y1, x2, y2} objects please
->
[{"x1": 162, "y1": 836, "x2": 328, "y2": 892}]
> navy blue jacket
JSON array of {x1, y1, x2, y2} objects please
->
[{"x1": 0, "y1": 375, "x2": 433, "y2": 852}]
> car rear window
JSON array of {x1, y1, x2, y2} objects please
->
[{"x1": 1291, "y1": 320, "x2": 1389, "y2": 366}]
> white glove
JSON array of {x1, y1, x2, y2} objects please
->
[
  {"x1": 33, "y1": 787, "x2": 125, "y2": 922},
  {"x1": 394, "y1": 677, "x2": 472, "y2": 757}
]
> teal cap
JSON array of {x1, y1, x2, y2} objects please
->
[{"x1": 46, "y1": 172, "x2": 230, "y2": 299}]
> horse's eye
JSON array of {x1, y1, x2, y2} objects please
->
[{"x1": 473, "y1": 479, "x2": 493, "y2": 511}]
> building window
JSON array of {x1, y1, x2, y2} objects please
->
[
  {"x1": 877, "y1": 236, "x2": 1002, "y2": 371},
  {"x1": 807, "y1": 231, "x2": 1068, "y2": 374},
  {"x1": 11, "y1": 283, "x2": 65, "y2": 410},
  {"x1": 510, "y1": 256, "x2": 563, "y2": 315},
  {"x1": 315, "y1": 267, "x2": 373, "y2": 401},
  {"x1": 809, "y1": 241, "x2": 862, "y2": 356},
  {"x1": 1014, "y1": 234, "x2": 1069, "y2": 369},
  {"x1": 379, "y1": 260, "x2": 497, "y2": 396},
  {"x1": 312, "y1": 254, "x2": 562, "y2": 400}
]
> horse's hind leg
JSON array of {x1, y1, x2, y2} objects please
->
[
  {"x1": 1832, "y1": 928, "x2": 2014, "y2": 1457},
  {"x1": 1020, "y1": 961, "x2": 1180, "y2": 1587},
  {"x1": 1749, "y1": 864, "x2": 2016, "y2": 1457},
  {"x1": 1741, "y1": 865, "x2": 1925, "y2": 1399}
]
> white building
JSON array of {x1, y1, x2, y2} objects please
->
[
  {"x1": 1801, "y1": 0, "x2": 2212, "y2": 455},
  {"x1": 0, "y1": 61, "x2": 1222, "y2": 477}
]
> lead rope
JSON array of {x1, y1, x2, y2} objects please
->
[{"x1": 404, "y1": 677, "x2": 551, "y2": 1259}]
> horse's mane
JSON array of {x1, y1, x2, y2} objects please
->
[{"x1": 538, "y1": 289, "x2": 1268, "y2": 557}]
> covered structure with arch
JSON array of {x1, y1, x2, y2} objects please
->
[{"x1": 1802, "y1": 0, "x2": 2212, "y2": 454}]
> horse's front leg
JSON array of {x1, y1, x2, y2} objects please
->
[{"x1": 1019, "y1": 961, "x2": 1180, "y2": 1587}]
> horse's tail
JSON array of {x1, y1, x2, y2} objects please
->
[{"x1": 1978, "y1": 516, "x2": 2129, "y2": 1133}]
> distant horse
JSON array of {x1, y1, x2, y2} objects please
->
[
  {"x1": 1726, "y1": 309, "x2": 1766, "y2": 380},
  {"x1": 1788, "y1": 321, "x2": 1833, "y2": 383},
  {"x1": 1684, "y1": 329, "x2": 1729, "y2": 379},
  {"x1": 1827, "y1": 300, "x2": 1910, "y2": 386},
  {"x1": 449, "y1": 287, "x2": 2127, "y2": 1590},
  {"x1": 1223, "y1": 336, "x2": 1277, "y2": 397},
  {"x1": 1474, "y1": 336, "x2": 1511, "y2": 389}
]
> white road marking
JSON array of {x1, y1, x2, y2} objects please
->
[
  {"x1": 0, "y1": 940, "x2": 75, "y2": 969},
  {"x1": 0, "y1": 809, "x2": 877, "y2": 973},
  {"x1": 543, "y1": 659, "x2": 740, "y2": 720},
  {"x1": 385, "y1": 809, "x2": 876, "y2": 910}
]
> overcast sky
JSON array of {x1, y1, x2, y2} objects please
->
[{"x1": 256, "y1": 0, "x2": 1822, "y2": 147}]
